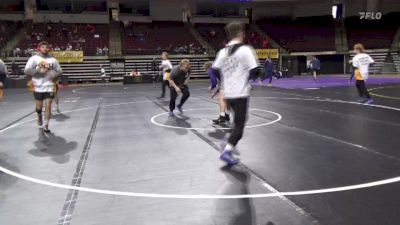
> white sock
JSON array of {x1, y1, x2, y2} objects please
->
[
  {"x1": 220, "y1": 112, "x2": 225, "y2": 117},
  {"x1": 224, "y1": 144, "x2": 233, "y2": 152}
]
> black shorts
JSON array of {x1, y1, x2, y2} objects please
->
[{"x1": 34, "y1": 92, "x2": 54, "y2": 101}]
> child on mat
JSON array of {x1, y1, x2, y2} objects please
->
[
  {"x1": 24, "y1": 41, "x2": 62, "y2": 133},
  {"x1": 204, "y1": 61, "x2": 230, "y2": 125},
  {"x1": 159, "y1": 52, "x2": 173, "y2": 99},
  {"x1": 351, "y1": 43, "x2": 374, "y2": 104}
]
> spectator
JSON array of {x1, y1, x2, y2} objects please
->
[
  {"x1": 309, "y1": 56, "x2": 321, "y2": 81},
  {"x1": 96, "y1": 47, "x2": 103, "y2": 56},
  {"x1": 75, "y1": 43, "x2": 82, "y2": 51},
  {"x1": 209, "y1": 29, "x2": 216, "y2": 38},
  {"x1": 262, "y1": 36, "x2": 270, "y2": 49},
  {"x1": 11, "y1": 60, "x2": 17, "y2": 74},
  {"x1": 13, "y1": 47, "x2": 21, "y2": 57},
  {"x1": 263, "y1": 57, "x2": 274, "y2": 86},
  {"x1": 66, "y1": 43, "x2": 72, "y2": 51},
  {"x1": 102, "y1": 46, "x2": 108, "y2": 55},
  {"x1": 54, "y1": 46, "x2": 61, "y2": 51},
  {"x1": 87, "y1": 24, "x2": 96, "y2": 33},
  {"x1": 100, "y1": 65, "x2": 107, "y2": 86}
]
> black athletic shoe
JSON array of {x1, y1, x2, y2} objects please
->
[
  {"x1": 43, "y1": 125, "x2": 51, "y2": 133},
  {"x1": 213, "y1": 116, "x2": 226, "y2": 125},
  {"x1": 225, "y1": 114, "x2": 230, "y2": 123}
]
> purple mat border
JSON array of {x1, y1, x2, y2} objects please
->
[{"x1": 250, "y1": 75, "x2": 400, "y2": 89}]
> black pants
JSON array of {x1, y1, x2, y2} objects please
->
[
  {"x1": 226, "y1": 98, "x2": 249, "y2": 147},
  {"x1": 169, "y1": 85, "x2": 190, "y2": 112},
  {"x1": 356, "y1": 80, "x2": 370, "y2": 99},
  {"x1": 349, "y1": 68, "x2": 355, "y2": 81},
  {"x1": 160, "y1": 80, "x2": 169, "y2": 97}
]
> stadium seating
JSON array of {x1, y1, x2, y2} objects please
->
[
  {"x1": 15, "y1": 23, "x2": 109, "y2": 56},
  {"x1": 345, "y1": 13, "x2": 399, "y2": 49},
  {"x1": 0, "y1": 21, "x2": 21, "y2": 51},
  {"x1": 195, "y1": 23, "x2": 227, "y2": 50},
  {"x1": 195, "y1": 23, "x2": 263, "y2": 50},
  {"x1": 258, "y1": 16, "x2": 336, "y2": 52},
  {"x1": 122, "y1": 22, "x2": 203, "y2": 55}
]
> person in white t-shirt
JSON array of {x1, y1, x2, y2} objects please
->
[
  {"x1": 100, "y1": 65, "x2": 107, "y2": 86},
  {"x1": 212, "y1": 22, "x2": 260, "y2": 165},
  {"x1": 158, "y1": 52, "x2": 173, "y2": 99},
  {"x1": 24, "y1": 41, "x2": 62, "y2": 133},
  {"x1": 352, "y1": 43, "x2": 374, "y2": 104}
]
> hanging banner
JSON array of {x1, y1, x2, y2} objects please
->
[
  {"x1": 50, "y1": 51, "x2": 84, "y2": 63},
  {"x1": 255, "y1": 49, "x2": 279, "y2": 59}
]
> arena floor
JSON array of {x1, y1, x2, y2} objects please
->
[{"x1": 1, "y1": 80, "x2": 400, "y2": 225}]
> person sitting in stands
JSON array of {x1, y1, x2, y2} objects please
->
[
  {"x1": 75, "y1": 43, "x2": 82, "y2": 51},
  {"x1": 262, "y1": 36, "x2": 269, "y2": 49},
  {"x1": 131, "y1": 69, "x2": 141, "y2": 77},
  {"x1": 102, "y1": 46, "x2": 109, "y2": 56},
  {"x1": 66, "y1": 43, "x2": 72, "y2": 51}
]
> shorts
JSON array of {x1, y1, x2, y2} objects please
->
[{"x1": 34, "y1": 92, "x2": 54, "y2": 101}]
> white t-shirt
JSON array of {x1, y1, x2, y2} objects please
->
[
  {"x1": 212, "y1": 40, "x2": 259, "y2": 99},
  {"x1": 160, "y1": 60, "x2": 173, "y2": 80},
  {"x1": 24, "y1": 54, "x2": 62, "y2": 93},
  {"x1": 352, "y1": 53, "x2": 374, "y2": 80},
  {"x1": 100, "y1": 68, "x2": 106, "y2": 77}
]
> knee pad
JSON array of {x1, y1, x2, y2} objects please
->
[{"x1": 36, "y1": 108, "x2": 42, "y2": 115}]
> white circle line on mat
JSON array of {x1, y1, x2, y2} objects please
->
[
  {"x1": 72, "y1": 87, "x2": 147, "y2": 95},
  {"x1": 150, "y1": 108, "x2": 282, "y2": 130},
  {"x1": 1, "y1": 97, "x2": 400, "y2": 199}
]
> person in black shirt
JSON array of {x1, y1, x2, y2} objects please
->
[{"x1": 168, "y1": 59, "x2": 191, "y2": 116}]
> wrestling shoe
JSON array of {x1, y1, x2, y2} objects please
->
[
  {"x1": 225, "y1": 114, "x2": 230, "y2": 123},
  {"x1": 43, "y1": 125, "x2": 51, "y2": 133},
  {"x1": 357, "y1": 98, "x2": 367, "y2": 103},
  {"x1": 177, "y1": 105, "x2": 183, "y2": 114},
  {"x1": 365, "y1": 98, "x2": 374, "y2": 105},
  {"x1": 220, "y1": 138, "x2": 240, "y2": 156},
  {"x1": 212, "y1": 116, "x2": 226, "y2": 124},
  {"x1": 220, "y1": 150, "x2": 239, "y2": 165}
]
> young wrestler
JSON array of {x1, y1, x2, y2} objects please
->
[
  {"x1": 24, "y1": 41, "x2": 62, "y2": 132},
  {"x1": 53, "y1": 79, "x2": 60, "y2": 113},
  {"x1": 168, "y1": 59, "x2": 191, "y2": 116},
  {"x1": 159, "y1": 52, "x2": 173, "y2": 99},
  {"x1": 213, "y1": 22, "x2": 259, "y2": 165},
  {"x1": 352, "y1": 43, "x2": 374, "y2": 104},
  {"x1": 204, "y1": 61, "x2": 230, "y2": 124}
]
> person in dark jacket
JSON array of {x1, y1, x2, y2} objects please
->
[
  {"x1": 309, "y1": 56, "x2": 321, "y2": 81},
  {"x1": 263, "y1": 57, "x2": 274, "y2": 86}
]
